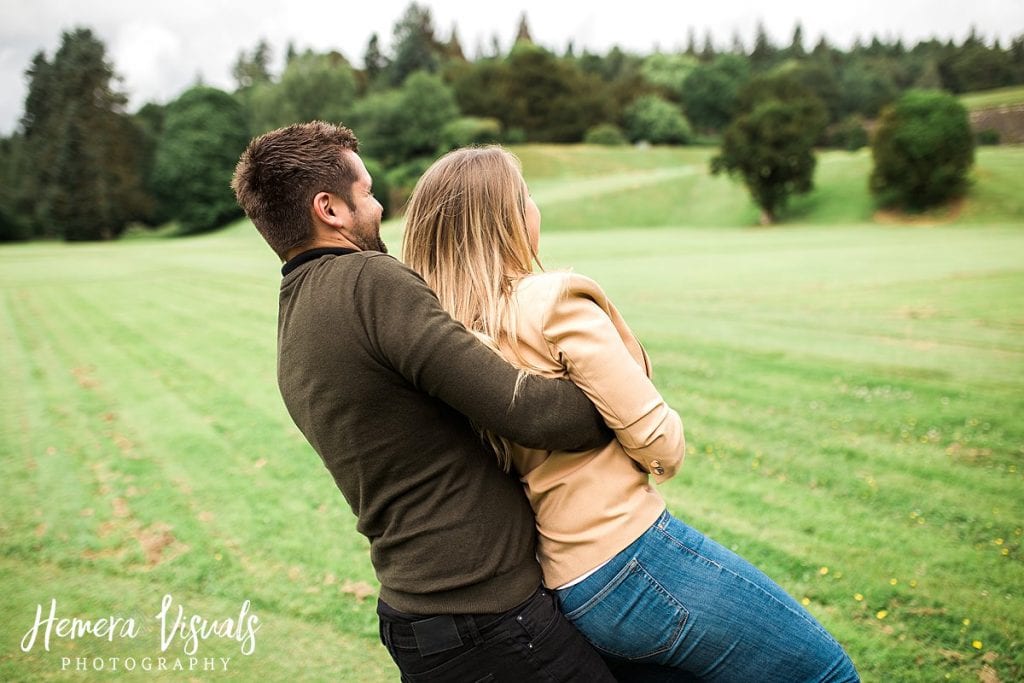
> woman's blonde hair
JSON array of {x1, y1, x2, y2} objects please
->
[
  {"x1": 403, "y1": 145, "x2": 539, "y2": 343},
  {"x1": 402, "y1": 145, "x2": 540, "y2": 469}
]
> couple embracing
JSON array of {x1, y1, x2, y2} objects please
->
[{"x1": 232, "y1": 122, "x2": 858, "y2": 682}]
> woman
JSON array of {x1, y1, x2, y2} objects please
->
[{"x1": 402, "y1": 146, "x2": 858, "y2": 682}]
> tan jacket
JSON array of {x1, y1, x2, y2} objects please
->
[{"x1": 499, "y1": 272, "x2": 686, "y2": 588}]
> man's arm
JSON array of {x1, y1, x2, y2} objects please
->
[{"x1": 354, "y1": 254, "x2": 611, "y2": 451}]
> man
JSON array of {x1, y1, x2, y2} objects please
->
[{"x1": 231, "y1": 122, "x2": 615, "y2": 682}]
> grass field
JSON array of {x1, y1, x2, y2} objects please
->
[
  {"x1": 2, "y1": 145, "x2": 1022, "y2": 681},
  {"x1": 960, "y1": 85, "x2": 1024, "y2": 111}
]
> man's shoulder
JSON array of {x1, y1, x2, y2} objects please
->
[
  {"x1": 351, "y1": 252, "x2": 431, "y2": 291},
  {"x1": 300, "y1": 251, "x2": 413, "y2": 284}
]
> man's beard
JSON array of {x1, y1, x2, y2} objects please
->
[
  {"x1": 352, "y1": 232, "x2": 387, "y2": 253},
  {"x1": 350, "y1": 213, "x2": 388, "y2": 253}
]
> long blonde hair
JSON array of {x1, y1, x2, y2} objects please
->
[{"x1": 402, "y1": 146, "x2": 540, "y2": 469}]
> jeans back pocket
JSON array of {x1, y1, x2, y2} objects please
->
[{"x1": 561, "y1": 558, "x2": 688, "y2": 661}]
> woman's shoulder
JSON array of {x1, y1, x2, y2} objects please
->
[{"x1": 516, "y1": 271, "x2": 609, "y2": 305}]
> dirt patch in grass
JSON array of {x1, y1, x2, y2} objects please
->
[
  {"x1": 970, "y1": 105, "x2": 1024, "y2": 144},
  {"x1": 873, "y1": 197, "x2": 966, "y2": 225}
]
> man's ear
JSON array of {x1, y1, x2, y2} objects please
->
[{"x1": 312, "y1": 191, "x2": 350, "y2": 228}]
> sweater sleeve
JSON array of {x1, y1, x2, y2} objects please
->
[
  {"x1": 354, "y1": 254, "x2": 612, "y2": 451},
  {"x1": 541, "y1": 275, "x2": 684, "y2": 483}
]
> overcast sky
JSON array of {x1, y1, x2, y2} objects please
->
[{"x1": 2, "y1": 0, "x2": 1022, "y2": 134}]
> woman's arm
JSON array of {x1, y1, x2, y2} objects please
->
[{"x1": 540, "y1": 274, "x2": 684, "y2": 482}]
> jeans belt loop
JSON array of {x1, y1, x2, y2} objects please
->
[
  {"x1": 464, "y1": 614, "x2": 483, "y2": 646},
  {"x1": 657, "y1": 508, "x2": 671, "y2": 530}
]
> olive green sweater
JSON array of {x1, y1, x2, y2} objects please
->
[{"x1": 277, "y1": 249, "x2": 610, "y2": 614}]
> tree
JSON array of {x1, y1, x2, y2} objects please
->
[
  {"x1": 232, "y1": 39, "x2": 273, "y2": 90},
  {"x1": 363, "y1": 33, "x2": 388, "y2": 88},
  {"x1": 750, "y1": 21, "x2": 778, "y2": 69},
  {"x1": 133, "y1": 102, "x2": 167, "y2": 223},
  {"x1": 869, "y1": 90, "x2": 974, "y2": 211},
  {"x1": 838, "y1": 61, "x2": 898, "y2": 118},
  {"x1": 515, "y1": 13, "x2": 533, "y2": 45},
  {"x1": 623, "y1": 95, "x2": 692, "y2": 144},
  {"x1": 443, "y1": 25, "x2": 466, "y2": 62},
  {"x1": 455, "y1": 44, "x2": 611, "y2": 143},
  {"x1": 387, "y1": 2, "x2": 442, "y2": 86},
  {"x1": 0, "y1": 135, "x2": 31, "y2": 240},
  {"x1": 711, "y1": 75, "x2": 827, "y2": 224},
  {"x1": 640, "y1": 52, "x2": 699, "y2": 101},
  {"x1": 941, "y1": 43, "x2": 1014, "y2": 93},
  {"x1": 18, "y1": 28, "x2": 150, "y2": 240},
  {"x1": 151, "y1": 86, "x2": 249, "y2": 233},
  {"x1": 680, "y1": 54, "x2": 750, "y2": 131},
  {"x1": 439, "y1": 117, "x2": 502, "y2": 151},
  {"x1": 350, "y1": 71, "x2": 459, "y2": 167},
  {"x1": 785, "y1": 61, "x2": 842, "y2": 123},
  {"x1": 245, "y1": 50, "x2": 357, "y2": 134},
  {"x1": 789, "y1": 23, "x2": 806, "y2": 59},
  {"x1": 1010, "y1": 34, "x2": 1024, "y2": 83},
  {"x1": 700, "y1": 30, "x2": 717, "y2": 62},
  {"x1": 685, "y1": 28, "x2": 699, "y2": 57}
]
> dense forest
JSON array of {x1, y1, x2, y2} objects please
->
[{"x1": 1, "y1": 3, "x2": 1022, "y2": 240}]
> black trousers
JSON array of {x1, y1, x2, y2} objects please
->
[{"x1": 377, "y1": 586, "x2": 616, "y2": 682}]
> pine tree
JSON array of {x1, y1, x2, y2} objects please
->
[
  {"x1": 515, "y1": 13, "x2": 533, "y2": 45},
  {"x1": 700, "y1": 30, "x2": 716, "y2": 62},
  {"x1": 232, "y1": 39, "x2": 273, "y2": 90},
  {"x1": 363, "y1": 33, "x2": 388, "y2": 85},
  {"x1": 445, "y1": 25, "x2": 466, "y2": 61},
  {"x1": 19, "y1": 28, "x2": 149, "y2": 240},
  {"x1": 790, "y1": 23, "x2": 806, "y2": 59},
  {"x1": 751, "y1": 21, "x2": 777, "y2": 68},
  {"x1": 387, "y1": 3, "x2": 441, "y2": 86}
]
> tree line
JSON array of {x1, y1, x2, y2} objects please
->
[{"x1": 2, "y1": 4, "x2": 1022, "y2": 240}]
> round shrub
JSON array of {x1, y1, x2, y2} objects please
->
[
  {"x1": 584, "y1": 123, "x2": 628, "y2": 146},
  {"x1": 623, "y1": 95, "x2": 692, "y2": 145},
  {"x1": 976, "y1": 129, "x2": 1000, "y2": 146},
  {"x1": 826, "y1": 115, "x2": 869, "y2": 151},
  {"x1": 869, "y1": 90, "x2": 975, "y2": 211},
  {"x1": 439, "y1": 117, "x2": 503, "y2": 152}
]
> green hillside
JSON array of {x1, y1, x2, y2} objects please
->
[
  {"x1": 959, "y1": 85, "x2": 1024, "y2": 111},
  {"x1": 515, "y1": 145, "x2": 1024, "y2": 230}
]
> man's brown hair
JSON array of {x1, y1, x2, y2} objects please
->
[{"x1": 232, "y1": 121, "x2": 360, "y2": 259}]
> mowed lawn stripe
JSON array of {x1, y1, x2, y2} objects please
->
[{"x1": 50, "y1": 277, "x2": 381, "y2": 626}]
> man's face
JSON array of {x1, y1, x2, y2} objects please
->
[{"x1": 342, "y1": 150, "x2": 386, "y2": 253}]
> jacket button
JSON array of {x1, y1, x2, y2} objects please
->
[{"x1": 651, "y1": 460, "x2": 664, "y2": 475}]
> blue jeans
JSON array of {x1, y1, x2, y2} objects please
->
[{"x1": 555, "y1": 510, "x2": 859, "y2": 682}]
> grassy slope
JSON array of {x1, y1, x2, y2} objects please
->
[
  {"x1": 1, "y1": 145, "x2": 1022, "y2": 681},
  {"x1": 959, "y1": 85, "x2": 1024, "y2": 111},
  {"x1": 518, "y1": 145, "x2": 1024, "y2": 230}
]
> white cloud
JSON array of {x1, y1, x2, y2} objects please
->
[{"x1": 110, "y1": 22, "x2": 188, "y2": 106}]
